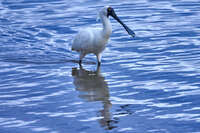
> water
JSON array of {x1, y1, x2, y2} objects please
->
[{"x1": 0, "y1": 0, "x2": 200, "y2": 132}]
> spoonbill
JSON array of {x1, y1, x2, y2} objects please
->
[{"x1": 71, "y1": 6, "x2": 135, "y2": 66}]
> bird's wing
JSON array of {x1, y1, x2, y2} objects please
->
[{"x1": 71, "y1": 28, "x2": 93, "y2": 52}]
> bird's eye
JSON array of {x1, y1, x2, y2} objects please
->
[{"x1": 107, "y1": 7, "x2": 112, "y2": 12}]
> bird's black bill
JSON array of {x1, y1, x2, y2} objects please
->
[{"x1": 109, "y1": 9, "x2": 135, "y2": 38}]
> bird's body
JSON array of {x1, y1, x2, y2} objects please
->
[
  {"x1": 72, "y1": 27, "x2": 109, "y2": 60},
  {"x1": 71, "y1": 6, "x2": 135, "y2": 66}
]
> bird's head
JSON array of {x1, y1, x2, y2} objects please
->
[
  {"x1": 99, "y1": 6, "x2": 114, "y2": 18},
  {"x1": 99, "y1": 6, "x2": 135, "y2": 38}
]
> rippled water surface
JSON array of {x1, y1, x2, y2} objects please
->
[{"x1": 1, "y1": 0, "x2": 200, "y2": 132}]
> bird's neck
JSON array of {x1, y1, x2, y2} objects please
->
[{"x1": 101, "y1": 16, "x2": 112, "y2": 39}]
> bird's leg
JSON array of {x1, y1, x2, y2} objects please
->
[
  {"x1": 79, "y1": 62, "x2": 83, "y2": 69},
  {"x1": 96, "y1": 53, "x2": 102, "y2": 66},
  {"x1": 98, "y1": 61, "x2": 101, "y2": 66},
  {"x1": 79, "y1": 60, "x2": 82, "y2": 65},
  {"x1": 79, "y1": 53, "x2": 85, "y2": 65}
]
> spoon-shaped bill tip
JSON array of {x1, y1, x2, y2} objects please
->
[{"x1": 125, "y1": 26, "x2": 135, "y2": 38}]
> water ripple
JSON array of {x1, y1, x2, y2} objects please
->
[{"x1": 1, "y1": 0, "x2": 200, "y2": 132}]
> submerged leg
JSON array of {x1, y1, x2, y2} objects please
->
[
  {"x1": 79, "y1": 60, "x2": 82, "y2": 65},
  {"x1": 79, "y1": 53, "x2": 86, "y2": 65},
  {"x1": 98, "y1": 61, "x2": 101, "y2": 66},
  {"x1": 96, "y1": 53, "x2": 102, "y2": 66}
]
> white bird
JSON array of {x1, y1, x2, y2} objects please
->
[{"x1": 72, "y1": 6, "x2": 135, "y2": 66}]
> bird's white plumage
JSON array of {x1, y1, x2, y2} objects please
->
[
  {"x1": 71, "y1": 6, "x2": 112, "y2": 65},
  {"x1": 72, "y1": 28, "x2": 108, "y2": 54}
]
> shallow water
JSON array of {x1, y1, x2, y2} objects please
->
[{"x1": 1, "y1": 0, "x2": 200, "y2": 133}]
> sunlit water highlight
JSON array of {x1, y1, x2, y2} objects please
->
[{"x1": 0, "y1": 0, "x2": 200, "y2": 133}]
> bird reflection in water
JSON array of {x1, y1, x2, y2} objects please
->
[{"x1": 72, "y1": 65, "x2": 117, "y2": 130}]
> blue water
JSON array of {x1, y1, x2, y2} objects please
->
[{"x1": 1, "y1": 0, "x2": 200, "y2": 133}]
